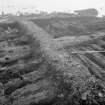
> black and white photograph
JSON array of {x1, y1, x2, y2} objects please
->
[{"x1": 0, "y1": 0, "x2": 105, "y2": 105}]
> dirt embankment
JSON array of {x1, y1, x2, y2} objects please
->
[{"x1": 0, "y1": 19, "x2": 105, "y2": 105}]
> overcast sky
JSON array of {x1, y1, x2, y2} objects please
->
[{"x1": 0, "y1": 0, "x2": 105, "y2": 15}]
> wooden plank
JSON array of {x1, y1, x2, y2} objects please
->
[
  {"x1": 81, "y1": 47, "x2": 105, "y2": 68},
  {"x1": 98, "y1": 40, "x2": 105, "y2": 45},
  {"x1": 72, "y1": 48, "x2": 102, "y2": 79},
  {"x1": 91, "y1": 44, "x2": 104, "y2": 51},
  {"x1": 70, "y1": 49, "x2": 91, "y2": 76},
  {"x1": 91, "y1": 44, "x2": 105, "y2": 56},
  {"x1": 95, "y1": 39, "x2": 105, "y2": 47}
]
